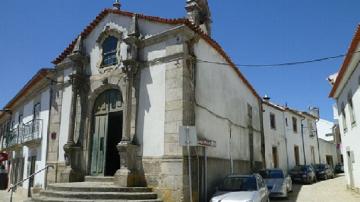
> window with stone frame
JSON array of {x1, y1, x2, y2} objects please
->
[
  {"x1": 348, "y1": 91, "x2": 356, "y2": 125},
  {"x1": 270, "y1": 113, "x2": 276, "y2": 130},
  {"x1": 292, "y1": 117, "x2": 298, "y2": 133},
  {"x1": 101, "y1": 36, "x2": 118, "y2": 67},
  {"x1": 341, "y1": 102, "x2": 347, "y2": 132}
]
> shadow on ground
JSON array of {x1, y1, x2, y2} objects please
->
[{"x1": 271, "y1": 174, "x2": 343, "y2": 202}]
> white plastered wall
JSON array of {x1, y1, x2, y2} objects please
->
[
  {"x1": 194, "y1": 39, "x2": 262, "y2": 163},
  {"x1": 58, "y1": 68, "x2": 74, "y2": 162},
  {"x1": 262, "y1": 104, "x2": 289, "y2": 173},
  {"x1": 335, "y1": 49, "x2": 360, "y2": 189},
  {"x1": 136, "y1": 63, "x2": 166, "y2": 157}
]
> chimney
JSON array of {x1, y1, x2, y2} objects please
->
[
  {"x1": 309, "y1": 107, "x2": 320, "y2": 119},
  {"x1": 113, "y1": 0, "x2": 121, "y2": 10},
  {"x1": 263, "y1": 94, "x2": 271, "y2": 102}
]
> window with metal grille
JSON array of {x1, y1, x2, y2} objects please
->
[{"x1": 102, "y1": 36, "x2": 118, "y2": 67}]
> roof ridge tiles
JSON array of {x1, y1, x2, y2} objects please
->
[{"x1": 329, "y1": 23, "x2": 360, "y2": 97}]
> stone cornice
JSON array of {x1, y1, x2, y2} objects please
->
[{"x1": 140, "y1": 25, "x2": 195, "y2": 48}]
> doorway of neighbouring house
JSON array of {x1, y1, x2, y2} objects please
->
[
  {"x1": 272, "y1": 147, "x2": 279, "y2": 168},
  {"x1": 294, "y1": 146, "x2": 300, "y2": 166},
  {"x1": 347, "y1": 151, "x2": 354, "y2": 188}
]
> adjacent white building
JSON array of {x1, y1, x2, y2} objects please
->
[
  {"x1": 262, "y1": 100, "x2": 336, "y2": 173},
  {"x1": 0, "y1": 69, "x2": 53, "y2": 196},
  {"x1": 318, "y1": 138, "x2": 338, "y2": 167},
  {"x1": 330, "y1": 24, "x2": 360, "y2": 193},
  {"x1": 317, "y1": 119, "x2": 335, "y2": 142},
  {"x1": 262, "y1": 101, "x2": 288, "y2": 172}
]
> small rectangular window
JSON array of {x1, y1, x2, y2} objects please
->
[
  {"x1": 348, "y1": 92, "x2": 356, "y2": 125},
  {"x1": 341, "y1": 103, "x2": 347, "y2": 132},
  {"x1": 33, "y1": 103, "x2": 41, "y2": 120},
  {"x1": 270, "y1": 113, "x2": 276, "y2": 130},
  {"x1": 292, "y1": 117, "x2": 298, "y2": 133}
]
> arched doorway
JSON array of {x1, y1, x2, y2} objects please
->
[{"x1": 91, "y1": 89, "x2": 123, "y2": 176}]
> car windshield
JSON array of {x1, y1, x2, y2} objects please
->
[
  {"x1": 259, "y1": 170, "x2": 284, "y2": 179},
  {"x1": 292, "y1": 165, "x2": 307, "y2": 171},
  {"x1": 314, "y1": 164, "x2": 325, "y2": 169},
  {"x1": 219, "y1": 176, "x2": 257, "y2": 192}
]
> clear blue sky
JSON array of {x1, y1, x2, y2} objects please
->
[{"x1": 0, "y1": 0, "x2": 359, "y2": 121}]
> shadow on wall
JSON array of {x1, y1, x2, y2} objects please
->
[{"x1": 134, "y1": 66, "x2": 152, "y2": 186}]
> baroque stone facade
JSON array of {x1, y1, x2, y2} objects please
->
[{"x1": 1, "y1": 1, "x2": 267, "y2": 201}]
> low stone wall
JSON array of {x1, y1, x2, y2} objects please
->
[
  {"x1": 141, "y1": 156, "x2": 263, "y2": 202},
  {"x1": 141, "y1": 157, "x2": 187, "y2": 202},
  {"x1": 46, "y1": 162, "x2": 66, "y2": 185}
]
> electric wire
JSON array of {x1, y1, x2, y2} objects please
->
[{"x1": 196, "y1": 50, "x2": 360, "y2": 68}]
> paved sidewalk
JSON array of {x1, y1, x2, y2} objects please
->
[
  {"x1": 272, "y1": 174, "x2": 360, "y2": 202},
  {"x1": 0, "y1": 190, "x2": 29, "y2": 202}
]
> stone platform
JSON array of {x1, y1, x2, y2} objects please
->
[{"x1": 28, "y1": 177, "x2": 162, "y2": 202}]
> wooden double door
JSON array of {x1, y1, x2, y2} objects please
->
[{"x1": 91, "y1": 89, "x2": 123, "y2": 176}]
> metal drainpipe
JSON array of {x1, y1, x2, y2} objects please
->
[
  {"x1": 301, "y1": 118, "x2": 307, "y2": 165},
  {"x1": 259, "y1": 101, "x2": 266, "y2": 169},
  {"x1": 229, "y1": 123, "x2": 233, "y2": 174},
  {"x1": 315, "y1": 119, "x2": 321, "y2": 164},
  {"x1": 282, "y1": 112, "x2": 290, "y2": 172}
]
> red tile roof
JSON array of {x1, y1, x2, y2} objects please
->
[
  {"x1": 52, "y1": 8, "x2": 260, "y2": 99},
  {"x1": 329, "y1": 24, "x2": 360, "y2": 98}
]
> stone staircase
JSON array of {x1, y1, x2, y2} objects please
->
[{"x1": 28, "y1": 176, "x2": 162, "y2": 202}]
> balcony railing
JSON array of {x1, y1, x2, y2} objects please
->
[{"x1": 5, "y1": 119, "x2": 43, "y2": 148}]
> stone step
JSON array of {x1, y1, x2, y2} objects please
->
[
  {"x1": 85, "y1": 176, "x2": 114, "y2": 182},
  {"x1": 30, "y1": 197, "x2": 162, "y2": 202},
  {"x1": 39, "y1": 191, "x2": 158, "y2": 200},
  {"x1": 47, "y1": 182, "x2": 152, "y2": 193}
]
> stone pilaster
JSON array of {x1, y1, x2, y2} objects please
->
[{"x1": 114, "y1": 19, "x2": 141, "y2": 186}]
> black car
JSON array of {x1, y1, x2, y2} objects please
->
[
  {"x1": 289, "y1": 165, "x2": 317, "y2": 184},
  {"x1": 314, "y1": 164, "x2": 334, "y2": 180},
  {"x1": 334, "y1": 164, "x2": 344, "y2": 173}
]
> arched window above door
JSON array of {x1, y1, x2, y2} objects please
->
[
  {"x1": 102, "y1": 36, "x2": 118, "y2": 67},
  {"x1": 96, "y1": 27, "x2": 123, "y2": 72}
]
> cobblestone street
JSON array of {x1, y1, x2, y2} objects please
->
[{"x1": 272, "y1": 174, "x2": 360, "y2": 202}]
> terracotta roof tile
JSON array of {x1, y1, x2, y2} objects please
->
[{"x1": 329, "y1": 24, "x2": 360, "y2": 98}]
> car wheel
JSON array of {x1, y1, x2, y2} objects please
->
[
  {"x1": 324, "y1": 175, "x2": 328, "y2": 180},
  {"x1": 289, "y1": 185, "x2": 293, "y2": 192}
]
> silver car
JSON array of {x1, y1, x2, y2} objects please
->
[
  {"x1": 211, "y1": 174, "x2": 269, "y2": 202},
  {"x1": 259, "y1": 169, "x2": 292, "y2": 198}
]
